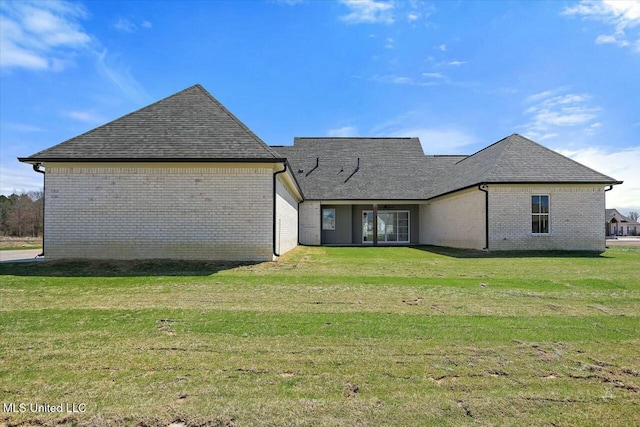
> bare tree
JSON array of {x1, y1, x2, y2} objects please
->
[
  {"x1": 629, "y1": 211, "x2": 639, "y2": 222},
  {"x1": 1, "y1": 190, "x2": 44, "y2": 237}
]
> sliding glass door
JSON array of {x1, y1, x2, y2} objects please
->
[{"x1": 362, "y1": 210, "x2": 409, "y2": 243}]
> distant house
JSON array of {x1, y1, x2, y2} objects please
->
[
  {"x1": 19, "y1": 84, "x2": 622, "y2": 260},
  {"x1": 606, "y1": 209, "x2": 639, "y2": 236}
]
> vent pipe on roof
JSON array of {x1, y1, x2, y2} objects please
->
[
  {"x1": 343, "y1": 158, "x2": 360, "y2": 183},
  {"x1": 305, "y1": 158, "x2": 319, "y2": 177}
]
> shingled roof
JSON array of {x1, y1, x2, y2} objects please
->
[
  {"x1": 275, "y1": 134, "x2": 621, "y2": 200},
  {"x1": 436, "y1": 134, "x2": 622, "y2": 195},
  {"x1": 274, "y1": 137, "x2": 465, "y2": 200},
  {"x1": 19, "y1": 84, "x2": 282, "y2": 162}
]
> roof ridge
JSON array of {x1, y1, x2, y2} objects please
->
[
  {"x1": 483, "y1": 134, "x2": 516, "y2": 181},
  {"x1": 194, "y1": 85, "x2": 278, "y2": 158},
  {"x1": 454, "y1": 133, "x2": 514, "y2": 165},
  {"x1": 25, "y1": 84, "x2": 203, "y2": 159}
]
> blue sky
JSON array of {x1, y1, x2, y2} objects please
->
[{"x1": 1, "y1": 0, "x2": 639, "y2": 212}]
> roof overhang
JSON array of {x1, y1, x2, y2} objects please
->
[{"x1": 18, "y1": 157, "x2": 287, "y2": 164}]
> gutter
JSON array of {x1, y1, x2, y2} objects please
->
[
  {"x1": 33, "y1": 163, "x2": 45, "y2": 257},
  {"x1": 273, "y1": 162, "x2": 288, "y2": 257},
  {"x1": 17, "y1": 157, "x2": 289, "y2": 164},
  {"x1": 478, "y1": 184, "x2": 489, "y2": 251}
]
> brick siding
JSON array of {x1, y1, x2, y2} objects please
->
[
  {"x1": 298, "y1": 201, "x2": 321, "y2": 245},
  {"x1": 45, "y1": 163, "x2": 274, "y2": 261},
  {"x1": 419, "y1": 188, "x2": 485, "y2": 249},
  {"x1": 488, "y1": 184, "x2": 605, "y2": 251}
]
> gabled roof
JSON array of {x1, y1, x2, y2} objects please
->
[
  {"x1": 276, "y1": 134, "x2": 621, "y2": 201},
  {"x1": 19, "y1": 84, "x2": 282, "y2": 163},
  {"x1": 606, "y1": 209, "x2": 639, "y2": 224},
  {"x1": 274, "y1": 137, "x2": 464, "y2": 200}
]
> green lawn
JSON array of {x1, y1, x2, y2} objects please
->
[{"x1": 1, "y1": 246, "x2": 639, "y2": 426}]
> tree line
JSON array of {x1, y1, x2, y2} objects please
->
[{"x1": 0, "y1": 190, "x2": 44, "y2": 237}]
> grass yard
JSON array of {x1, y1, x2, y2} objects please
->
[{"x1": 1, "y1": 246, "x2": 639, "y2": 426}]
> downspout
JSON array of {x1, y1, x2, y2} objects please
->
[
  {"x1": 604, "y1": 185, "x2": 613, "y2": 248},
  {"x1": 273, "y1": 162, "x2": 288, "y2": 257},
  {"x1": 33, "y1": 163, "x2": 45, "y2": 257},
  {"x1": 478, "y1": 184, "x2": 489, "y2": 251},
  {"x1": 297, "y1": 201, "x2": 300, "y2": 245}
]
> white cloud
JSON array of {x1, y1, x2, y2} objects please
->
[
  {"x1": 339, "y1": 0, "x2": 394, "y2": 24},
  {"x1": 385, "y1": 37, "x2": 394, "y2": 48},
  {"x1": 339, "y1": 0, "x2": 433, "y2": 24},
  {"x1": 522, "y1": 89, "x2": 601, "y2": 140},
  {"x1": 113, "y1": 18, "x2": 136, "y2": 33},
  {"x1": 422, "y1": 72, "x2": 445, "y2": 79},
  {"x1": 0, "y1": 0, "x2": 91, "y2": 70},
  {"x1": 372, "y1": 74, "x2": 439, "y2": 86},
  {"x1": 2, "y1": 122, "x2": 45, "y2": 132},
  {"x1": 0, "y1": 1, "x2": 148, "y2": 102},
  {"x1": 64, "y1": 110, "x2": 105, "y2": 124},
  {"x1": 328, "y1": 126, "x2": 359, "y2": 137},
  {"x1": 437, "y1": 44, "x2": 446, "y2": 51},
  {"x1": 112, "y1": 18, "x2": 153, "y2": 33},
  {"x1": 274, "y1": 0, "x2": 304, "y2": 5},
  {"x1": 437, "y1": 60, "x2": 467, "y2": 67},
  {"x1": 558, "y1": 146, "x2": 640, "y2": 211},
  {"x1": 596, "y1": 33, "x2": 630, "y2": 46},
  {"x1": 393, "y1": 128, "x2": 476, "y2": 154},
  {"x1": 376, "y1": 123, "x2": 476, "y2": 154},
  {"x1": 95, "y1": 49, "x2": 150, "y2": 104},
  {"x1": 563, "y1": 0, "x2": 640, "y2": 52},
  {"x1": 0, "y1": 162, "x2": 43, "y2": 195}
]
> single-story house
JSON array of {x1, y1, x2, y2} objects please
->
[
  {"x1": 19, "y1": 84, "x2": 622, "y2": 260},
  {"x1": 606, "y1": 209, "x2": 639, "y2": 236}
]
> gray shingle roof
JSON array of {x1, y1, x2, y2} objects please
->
[
  {"x1": 274, "y1": 137, "x2": 465, "y2": 200},
  {"x1": 19, "y1": 84, "x2": 281, "y2": 162},
  {"x1": 274, "y1": 134, "x2": 621, "y2": 200},
  {"x1": 436, "y1": 134, "x2": 621, "y2": 195}
]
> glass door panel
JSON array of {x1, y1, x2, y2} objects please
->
[
  {"x1": 363, "y1": 210, "x2": 410, "y2": 243},
  {"x1": 362, "y1": 211, "x2": 374, "y2": 243}
]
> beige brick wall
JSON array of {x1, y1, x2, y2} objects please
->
[
  {"x1": 275, "y1": 176, "x2": 299, "y2": 255},
  {"x1": 298, "y1": 201, "x2": 321, "y2": 245},
  {"x1": 488, "y1": 184, "x2": 605, "y2": 251},
  {"x1": 44, "y1": 163, "x2": 274, "y2": 261},
  {"x1": 419, "y1": 188, "x2": 485, "y2": 249}
]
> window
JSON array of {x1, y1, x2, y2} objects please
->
[
  {"x1": 531, "y1": 195, "x2": 549, "y2": 234},
  {"x1": 322, "y1": 208, "x2": 335, "y2": 230}
]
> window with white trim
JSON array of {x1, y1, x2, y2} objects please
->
[{"x1": 531, "y1": 195, "x2": 549, "y2": 234}]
